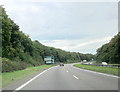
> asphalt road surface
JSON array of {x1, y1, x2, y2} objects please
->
[{"x1": 3, "y1": 64, "x2": 119, "y2": 90}]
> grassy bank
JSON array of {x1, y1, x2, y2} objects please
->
[
  {"x1": 2, "y1": 65, "x2": 53, "y2": 87},
  {"x1": 74, "y1": 64, "x2": 119, "y2": 76},
  {"x1": 0, "y1": 74, "x2": 2, "y2": 89}
]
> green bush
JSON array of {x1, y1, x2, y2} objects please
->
[{"x1": 2, "y1": 58, "x2": 29, "y2": 72}]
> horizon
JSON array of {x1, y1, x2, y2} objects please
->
[{"x1": 2, "y1": 1, "x2": 118, "y2": 54}]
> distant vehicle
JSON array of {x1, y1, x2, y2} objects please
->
[
  {"x1": 83, "y1": 60, "x2": 87, "y2": 62},
  {"x1": 101, "y1": 62, "x2": 107, "y2": 65},
  {"x1": 60, "y1": 63, "x2": 64, "y2": 66}
]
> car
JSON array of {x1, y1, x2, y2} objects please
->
[
  {"x1": 60, "y1": 63, "x2": 64, "y2": 66},
  {"x1": 101, "y1": 62, "x2": 107, "y2": 65}
]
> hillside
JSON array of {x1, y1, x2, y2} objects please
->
[
  {"x1": 96, "y1": 33, "x2": 120, "y2": 64},
  {"x1": 1, "y1": 6, "x2": 95, "y2": 72}
]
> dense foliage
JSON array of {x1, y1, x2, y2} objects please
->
[
  {"x1": 1, "y1": 6, "x2": 95, "y2": 72},
  {"x1": 2, "y1": 58, "x2": 29, "y2": 72},
  {"x1": 96, "y1": 34, "x2": 120, "y2": 64}
]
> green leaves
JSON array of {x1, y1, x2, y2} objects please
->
[
  {"x1": 96, "y1": 34, "x2": 120, "y2": 64},
  {"x1": 1, "y1": 6, "x2": 95, "y2": 72}
]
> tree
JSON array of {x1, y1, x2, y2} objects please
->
[
  {"x1": 1, "y1": 6, "x2": 95, "y2": 72},
  {"x1": 96, "y1": 34, "x2": 120, "y2": 64}
]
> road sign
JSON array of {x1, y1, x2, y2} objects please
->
[{"x1": 44, "y1": 56, "x2": 54, "y2": 64}]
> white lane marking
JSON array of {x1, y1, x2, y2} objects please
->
[
  {"x1": 72, "y1": 66, "x2": 119, "y2": 78},
  {"x1": 14, "y1": 66, "x2": 57, "y2": 91},
  {"x1": 66, "y1": 71, "x2": 68, "y2": 72},
  {"x1": 73, "y1": 75, "x2": 79, "y2": 79}
]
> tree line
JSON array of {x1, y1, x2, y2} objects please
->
[
  {"x1": 96, "y1": 33, "x2": 120, "y2": 64},
  {"x1": 1, "y1": 6, "x2": 95, "y2": 72}
]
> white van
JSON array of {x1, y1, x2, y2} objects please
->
[{"x1": 101, "y1": 62, "x2": 107, "y2": 65}]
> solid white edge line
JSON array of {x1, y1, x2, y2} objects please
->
[
  {"x1": 14, "y1": 66, "x2": 56, "y2": 91},
  {"x1": 72, "y1": 65, "x2": 119, "y2": 78},
  {"x1": 73, "y1": 75, "x2": 79, "y2": 79}
]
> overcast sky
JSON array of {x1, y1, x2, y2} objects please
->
[{"x1": 2, "y1": 0, "x2": 118, "y2": 54}]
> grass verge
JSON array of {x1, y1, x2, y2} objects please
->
[
  {"x1": 2, "y1": 65, "x2": 53, "y2": 87},
  {"x1": 74, "y1": 64, "x2": 119, "y2": 76},
  {"x1": 0, "y1": 73, "x2": 2, "y2": 89}
]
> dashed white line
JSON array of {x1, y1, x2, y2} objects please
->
[
  {"x1": 73, "y1": 75, "x2": 79, "y2": 79},
  {"x1": 66, "y1": 71, "x2": 69, "y2": 72},
  {"x1": 72, "y1": 66, "x2": 119, "y2": 78}
]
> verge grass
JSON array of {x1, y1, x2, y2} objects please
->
[
  {"x1": 0, "y1": 73, "x2": 2, "y2": 89},
  {"x1": 74, "y1": 64, "x2": 119, "y2": 76},
  {"x1": 2, "y1": 65, "x2": 53, "y2": 87}
]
